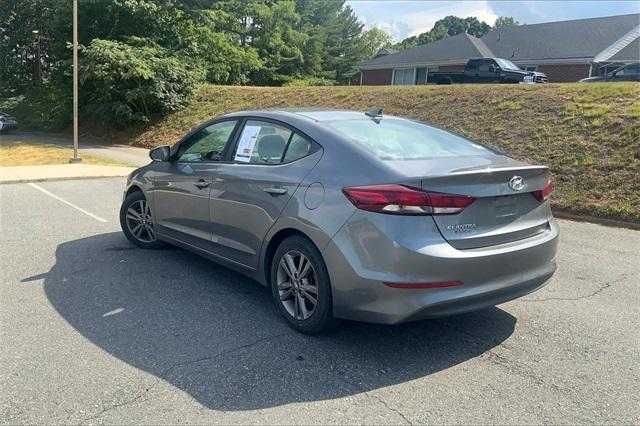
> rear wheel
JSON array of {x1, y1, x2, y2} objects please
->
[
  {"x1": 270, "y1": 236, "x2": 338, "y2": 334},
  {"x1": 120, "y1": 191, "x2": 166, "y2": 249}
]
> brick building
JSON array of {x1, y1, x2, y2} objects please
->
[{"x1": 357, "y1": 14, "x2": 640, "y2": 84}]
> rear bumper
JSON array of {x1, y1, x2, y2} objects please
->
[{"x1": 322, "y1": 212, "x2": 559, "y2": 324}]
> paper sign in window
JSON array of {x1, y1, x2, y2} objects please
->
[{"x1": 234, "y1": 125, "x2": 262, "y2": 162}]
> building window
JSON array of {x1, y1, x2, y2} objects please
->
[
  {"x1": 523, "y1": 65, "x2": 538, "y2": 71},
  {"x1": 392, "y1": 68, "x2": 415, "y2": 85},
  {"x1": 415, "y1": 67, "x2": 440, "y2": 84}
]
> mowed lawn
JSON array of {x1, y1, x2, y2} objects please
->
[{"x1": 0, "y1": 139, "x2": 132, "y2": 167}]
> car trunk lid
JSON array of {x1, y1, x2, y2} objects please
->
[{"x1": 390, "y1": 156, "x2": 552, "y2": 249}]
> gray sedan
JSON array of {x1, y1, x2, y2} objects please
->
[{"x1": 120, "y1": 109, "x2": 558, "y2": 333}]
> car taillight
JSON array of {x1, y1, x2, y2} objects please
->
[
  {"x1": 342, "y1": 184, "x2": 475, "y2": 215},
  {"x1": 533, "y1": 178, "x2": 554, "y2": 202}
]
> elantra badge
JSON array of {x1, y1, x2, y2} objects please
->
[
  {"x1": 446, "y1": 223, "x2": 477, "y2": 233},
  {"x1": 509, "y1": 175, "x2": 525, "y2": 191}
]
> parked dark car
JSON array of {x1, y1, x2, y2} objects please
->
[
  {"x1": 428, "y1": 58, "x2": 548, "y2": 84},
  {"x1": 579, "y1": 63, "x2": 640, "y2": 83},
  {"x1": 0, "y1": 111, "x2": 18, "y2": 134},
  {"x1": 120, "y1": 109, "x2": 558, "y2": 334}
]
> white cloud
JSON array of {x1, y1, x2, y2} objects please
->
[
  {"x1": 403, "y1": 1, "x2": 499, "y2": 37},
  {"x1": 373, "y1": 20, "x2": 413, "y2": 41},
  {"x1": 351, "y1": 0, "x2": 499, "y2": 41}
]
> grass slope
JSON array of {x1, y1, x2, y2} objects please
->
[
  {"x1": 35, "y1": 82, "x2": 640, "y2": 222},
  {"x1": 0, "y1": 140, "x2": 133, "y2": 167}
]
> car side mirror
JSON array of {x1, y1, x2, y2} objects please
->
[
  {"x1": 488, "y1": 65, "x2": 495, "y2": 73},
  {"x1": 149, "y1": 145, "x2": 171, "y2": 162}
]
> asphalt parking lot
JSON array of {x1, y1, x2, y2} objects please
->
[{"x1": 1, "y1": 177, "x2": 639, "y2": 425}]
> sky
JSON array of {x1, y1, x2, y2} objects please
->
[{"x1": 346, "y1": 0, "x2": 640, "y2": 41}]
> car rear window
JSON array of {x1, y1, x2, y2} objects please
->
[{"x1": 326, "y1": 118, "x2": 495, "y2": 160}]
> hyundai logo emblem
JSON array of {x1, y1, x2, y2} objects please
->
[{"x1": 509, "y1": 175, "x2": 525, "y2": 191}]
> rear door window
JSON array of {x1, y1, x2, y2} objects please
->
[
  {"x1": 283, "y1": 133, "x2": 313, "y2": 162},
  {"x1": 232, "y1": 120, "x2": 317, "y2": 164},
  {"x1": 234, "y1": 120, "x2": 292, "y2": 164}
]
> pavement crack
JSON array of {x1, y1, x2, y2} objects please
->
[
  {"x1": 79, "y1": 331, "x2": 293, "y2": 423},
  {"x1": 160, "y1": 331, "x2": 295, "y2": 374},
  {"x1": 364, "y1": 392, "x2": 412, "y2": 425},
  {"x1": 80, "y1": 381, "x2": 159, "y2": 424},
  {"x1": 440, "y1": 323, "x2": 574, "y2": 397},
  {"x1": 519, "y1": 273, "x2": 631, "y2": 302}
]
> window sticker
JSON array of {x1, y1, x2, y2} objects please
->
[{"x1": 234, "y1": 125, "x2": 262, "y2": 162}]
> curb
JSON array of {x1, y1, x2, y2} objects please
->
[
  {"x1": 0, "y1": 175, "x2": 130, "y2": 185},
  {"x1": 552, "y1": 208, "x2": 640, "y2": 231}
]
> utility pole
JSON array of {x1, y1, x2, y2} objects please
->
[
  {"x1": 69, "y1": 0, "x2": 81, "y2": 163},
  {"x1": 32, "y1": 30, "x2": 41, "y2": 85}
]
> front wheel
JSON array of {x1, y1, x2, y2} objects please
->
[
  {"x1": 120, "y1": 191, "x2": 166, "y2": 249},
  {"x1": 270, "y1": 236, "x2": 338, "y2": 334}
]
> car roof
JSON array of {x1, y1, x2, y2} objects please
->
[{"x1": 222, "y1": 109, "x2": 389, "y2": 122}]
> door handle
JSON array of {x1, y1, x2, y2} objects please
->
[
  {"x1": 193, "y1": 179, "x2": 209, "y2": 189},
  {"x1": 263, "y1": 187, "x2": 288, "y2": 195}
]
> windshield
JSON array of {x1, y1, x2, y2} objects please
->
[
  {"x1": 494, "y1": 58, "x2": 521, "y2": 71},
  {"x1": 326, "y1": 118, "x2": 495, "y2": 160}
]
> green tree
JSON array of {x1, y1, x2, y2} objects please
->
[
  {"x1": 2, "y1": 0, "x2": 382, "y2": 128},
  {"x1": 79, "y1": 38, "x2": 202, "y2": 124},
  {"x1": 494, "y1": 16, "x2": 520, "y2": 29},
  {"x1": 247, "y1": 1, "x2": 307, "y2": 85},
  {"x1": 293, "y1": 0, "x2": 365, "y2": 84},
  {"x1": 323, "y1": 3, "x2": 364, "y2": 83},
  {"x1": 358, "y1": 26, "x2": 393, "y2": 60},
  {"x1": 0, "y1": 0, "x2": 67, "y2": 93},
  {"x1": 429, "y1": 16, "x2": 492, "y2": 39},
  {"x1": 393, "y1": 15, "x2": 493, "y2": 51}
]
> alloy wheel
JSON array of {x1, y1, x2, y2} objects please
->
[
  {"x1": 276, "y1": 250, "x2": 319, "y2": 320},
  {"x1": 125, "y1": 199, "x2": 157, "y2": 243}
]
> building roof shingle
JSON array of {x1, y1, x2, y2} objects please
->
[
  {"x1": 357, "y1": 33, "x2": 493, "y2": 68},
  {"x1": 610, "y1": 37, "x2": 640, "y2": 61},
  {"x1": 357, "y1": 13, "x2": 640, "y2": 69},
  {"x1": 482, "y1": 13, "x2": 640, "y2": 61}
]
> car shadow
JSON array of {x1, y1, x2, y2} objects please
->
[{"x1": 39, "y1": 232, "x2": 516, "y2": 411}]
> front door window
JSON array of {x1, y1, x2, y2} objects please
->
[{"x1": 176, "y1": 120, "x2": 238, "y2": 162}]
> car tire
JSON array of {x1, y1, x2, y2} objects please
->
[
  {"x1": 119, "y1": 191, "x2": 166, "y2": 249},
  {"x1": 270, "y1": 235, "x2": 339, "y2": 334}
]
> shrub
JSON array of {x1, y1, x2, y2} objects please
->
[
  {"x1": 0, "y1": 84, "x2": 72, "y2": 132},
  {"x1": 283, "y1": 77, "x2": 337, "y2": 87},
  {"x1": 79, "y1": 38, "x2": 203, "y2": 125}
]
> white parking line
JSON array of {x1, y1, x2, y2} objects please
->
[{"x1": 27, "y1": 182, "x2": 108, "y2": 223}]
